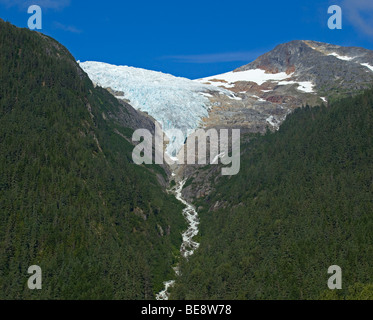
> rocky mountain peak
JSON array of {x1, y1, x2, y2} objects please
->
[
  {"x1": 236, "y1": 40, "x2": 316, "y2": 74},
  {"x1": 82, "y1": 40, "x2": 373, "y2": 149},
  {"x1": 235, "y1": 40, "x2": 373, "y2": 93}
]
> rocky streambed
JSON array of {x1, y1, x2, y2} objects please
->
[{"x1": 156, "y1": 179, "x2": 200, "y2": 300}]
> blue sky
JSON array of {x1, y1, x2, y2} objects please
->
[{"x1": 1, "y1": 0, "x2": 373, "y2": 79}]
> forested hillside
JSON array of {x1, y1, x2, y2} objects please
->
[
  {"x1": 0, "y1": 21, "x2": 185, "y2": 299},
  {"x1": 172, "y1": 88, "x2": 373, "y2": 300}
]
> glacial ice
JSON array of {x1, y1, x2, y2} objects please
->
[{"x1": 79, "y1": 61, "x2": 228, "y2": 156}]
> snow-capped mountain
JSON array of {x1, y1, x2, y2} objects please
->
[
  {"x1": 80, "y1": 40, "x2": 373, "y2": 154},
  {"x1": 195, "y1": 40, "x2": 373, "y2": 131},
  {"x1": 234, "y1": 40, "x2": 373, "y2": 94}
]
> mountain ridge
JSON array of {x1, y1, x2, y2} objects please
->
[
  {"x1": 0, "y1": 19, "x2": 185, "y2": 299},
  {"x1": 82, "y1": 40, "x2": 373, "y2": 148}
]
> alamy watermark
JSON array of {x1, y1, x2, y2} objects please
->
[
  {"x1": 328, "y1": 265, "x2": 342, "y2": 290},
  {"x1": 28, "y1": 265, "x2": 42, "y2": 290},
  {"x1": 27, "y1": 5, "x2": 42, "y2": 30},
  {"x1": 328, "y1": 5, "x2": 342, "y2": 30},
  {"x1": 132, "y1": 121, "x2": 241, "y2": 176}
]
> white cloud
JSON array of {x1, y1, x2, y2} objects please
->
[
  {"x1": 54, "y1": 21, "x2": 82, "y2": 33},
  {"x1": 162, "y1": 51, "x2": 263, "y2": 64},
  {"x1": 0, "y1": 0, "x2": 71, "y2": 10},
  {"x1": 342, "y1": 0, "x2": 373, "y2": 36}
]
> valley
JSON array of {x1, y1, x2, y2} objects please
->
[{"x1": 0, "y1": 18, "x2": 372, "y2": 300}]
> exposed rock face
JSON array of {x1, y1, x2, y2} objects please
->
[
  {"x1": 114, "y1": 99, "x2": 156, "y2": 135},
  {"x1": 101, "y1": 91, "x2": 173, "y2": 181}
]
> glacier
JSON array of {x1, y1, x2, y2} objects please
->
[{"x1": 79, "y1": 61, "x2": 230, "y2": 156}]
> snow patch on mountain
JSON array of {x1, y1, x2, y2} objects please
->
[
  {"x1": 328, "y1": 52, "x2": 356, "y2": 61},
  {"x1": 361, "y1": 63, "x2": 373, "y2": 72},
  {"x1": 266, "y1": 115, "x2": 280, "y2": 130},
  {"x1": 196, "y1": 68, "x2": 315, "y2": 94},
  {"x1": 277, "y1": 80, "x2": 315, "y2": 93},
  {"x1": 196, "y1": 69, "x2": 292, "y2": 87},
  {"x1": 327, "y1": 53, "x2": 373, "y2": 73}
]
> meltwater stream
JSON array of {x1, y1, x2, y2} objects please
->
[{"x1": 156, "y1": 179, "x2": 200, "y2": 300}]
